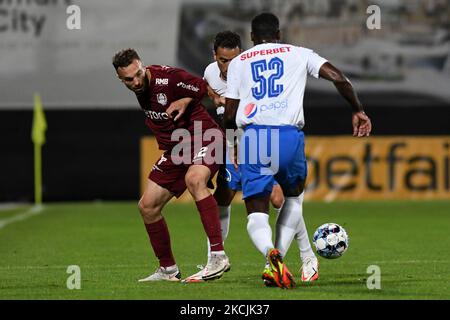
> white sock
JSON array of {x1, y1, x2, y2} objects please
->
[
  {"x1": 207, "y1": 206, "x2": 231, "y2": 260},
  {"x1": 293, "y1": 193, "x2": 315, "y2": 263},
  {"x1": 275, "y1": 196, "x2": 302, "y2": 257},
  {"x1": 247, "y1": 212, "x2": 274, "y2": 257}
]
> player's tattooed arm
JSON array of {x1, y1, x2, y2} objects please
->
[
  {"x1": 319, "y1": 62, "x2": 372, "y2": 137},
  {"x1": 166, "y1": 97, "x2": 193, "y2": 121}
]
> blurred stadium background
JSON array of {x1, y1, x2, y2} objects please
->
[
  {"x1": 1, "y1": 0, "x2": 450, "y2": 202},
  {"x1": 1, "y1": 0, "x2": 450, "y2": 300}
]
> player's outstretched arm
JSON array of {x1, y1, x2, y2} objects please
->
[{"x1": 319, "y1": 62, "x2": 372, "y2": 137}]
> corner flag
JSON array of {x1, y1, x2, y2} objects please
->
[
  {"x1": 32, "y1": 94, "x2": 47, "y2": 145},
  {"x1": 32, "y1": 93, "x2": 47, "y2": 205}
]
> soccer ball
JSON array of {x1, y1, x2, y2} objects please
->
[{"x1": 312, "y1": 223, "x2": 349, "y2": 259}]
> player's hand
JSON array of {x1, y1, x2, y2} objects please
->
[
  {"x1": 207, "y1": 84, "x2": 225, "y2": 107},
  {"x1": 214, "y1": 96, "x2": 226, "y2": 107},
  {"x1": 352, "y1": 111, "x2": 372, "y2": 137},
  {"x1": 167, "y1": 98, "x2": 192, "y2": 121}
]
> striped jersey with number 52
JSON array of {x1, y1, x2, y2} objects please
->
[{"x1": 225, "y1": 43, "x2": 327, "y2": 129}]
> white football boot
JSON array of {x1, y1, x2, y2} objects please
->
[
  {"x1": 138, "y1": 265, "x2": 181, "y2": 282},
  {"x1": 300, "y1": 256, "x2": 319, "y2": 282},
  {"x1": 182, "y1": 253, "x2": 230, "y2": 283}
]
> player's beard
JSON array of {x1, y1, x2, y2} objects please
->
[{"x1": 134, "y1": 74, "x2": 149, "y2": 94}]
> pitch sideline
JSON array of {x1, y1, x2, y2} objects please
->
[{"x1": 0, "y1": 205, "x2": 45, "y2": 230}]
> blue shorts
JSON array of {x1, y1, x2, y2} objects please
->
[
  {"x1": 238, "y1": 124, "x2": 307, "y2": 199},
  {"x1": 216, "y1": 149, "x2": 279, "y2": 192}
]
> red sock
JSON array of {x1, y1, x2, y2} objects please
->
[
  {"x1": 196, "y1": 195, "x2": 224, "y2": 252},
  {"x1": 145, "y1": 218, "x2": 176, "y2": 268}
]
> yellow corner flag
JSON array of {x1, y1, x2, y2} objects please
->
[
  {"x1": 32, "y1": 93, "x2": 47, "y2": 145},
  {"x1": 32, "y1": 93, "x2": 47, "y2": 205}
]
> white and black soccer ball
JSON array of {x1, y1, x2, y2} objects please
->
[{"x1": 313, "y1": 223, "x2": 349, "y2": 259}]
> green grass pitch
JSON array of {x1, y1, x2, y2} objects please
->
[{"x1": 0, "y1": 200, "x2": 449, "y2": 300}]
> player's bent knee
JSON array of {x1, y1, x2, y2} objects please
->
[
  {"x1": 271, "y1": 194, "x2": 284, "y2": 209},
  {"x1": 185, "y1": 173, "x2": 207, "y2": 192},
  {"x1": 138, "y1": 198, "x2": 161, "y2": 220}
]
